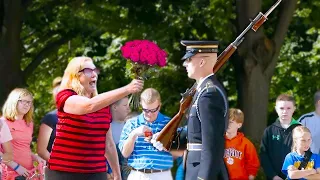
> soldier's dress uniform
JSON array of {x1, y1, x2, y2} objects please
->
[{"x1": 181, "y1": 40, "x2": 229, "y2": 180}]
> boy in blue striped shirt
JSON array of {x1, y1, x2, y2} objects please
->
[{"x1": 119, "y1": 88, "x2": 173, "y2": 180}]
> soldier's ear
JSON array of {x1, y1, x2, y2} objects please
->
[{"x1": 199, "y1": 58, "x2": 206, "y2": 67}]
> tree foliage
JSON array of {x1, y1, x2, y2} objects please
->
[
  {"x1": 269, "y1": 0, "x2": 320, "y2": 122},
  {"x1": 1, "y1": 0, "x2": 320, "y2": 147},
  {"x1": 16, "y1": 0, "x2": 237, "y2": 133}
]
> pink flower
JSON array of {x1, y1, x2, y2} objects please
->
[
  {"x1": 121, "y1": 39, "x2": 167, "y2": 76},
  {"x1": 131, "y1": 51, "x2": 140, "y2": 62},
  {"x1": 156, "y1": 50, "x2": 167, "y2": 67},
  {"x1": 120, "y1": 46, "x2": 130, "y2": 59}
]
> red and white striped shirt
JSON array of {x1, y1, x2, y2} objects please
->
[{"x1": 48, "y1": 89, "x2": 111, "y2": 173}]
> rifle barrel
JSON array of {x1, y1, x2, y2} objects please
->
[{"x1": 265, "y1": 0, "x2": 282, "y2": 17}]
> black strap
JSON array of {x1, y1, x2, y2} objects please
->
[
  {"x1": 286, "y1": 123, "x2": 301, "y2": 133},
  {"x1": 15, "y1": 176, "x2": 26, "y2": 180},
  {"x1": 298, "y1": 150, "x2": 312, "y2": 170}
]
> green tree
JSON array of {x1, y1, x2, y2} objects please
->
[
  {"x1": 2, "y1": 0, "x2": 320, "y2": 143},
  {"x1": 230, "y1": 0, "x2": 299, "y2": 142}
]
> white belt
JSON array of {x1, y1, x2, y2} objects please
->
[{"x1": 187, "y1": 143, "x2": 202, "y2": 151}]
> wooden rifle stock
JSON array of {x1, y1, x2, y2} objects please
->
[
  {"x1": 156, "y1": 0, "x2": 282, "y2": 150},
  {"x1": 156, "y1": 84, "x2": 196, "y2": 150},
  {"x1": 213, "y1": 45, "x2": 237, "y2": 73}
]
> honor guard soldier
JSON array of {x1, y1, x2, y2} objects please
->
[{"x1": 181, "y1": 40, "x2": 229, "y2": 180}]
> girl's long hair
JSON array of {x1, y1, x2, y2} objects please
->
[
  {"x1": 2, "y1": 88, "x2": 34, "y2": 124},
  {"x1": 292, "y1": 126, "x2": 311, "y2": 152}
]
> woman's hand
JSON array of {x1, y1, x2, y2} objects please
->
[
  {"x1": 15, "y1": 165, "x2": 31, "y2": 177},
  {"x1": 126, "y1": 79, "x2": 144, "y2": 94},
  {"x1": 106, "y1": 172, "x2": 121, "y2": 180},
  {"x1": 113, "y1": 174, "x2": 121, "y2": 180},
  {"x1": 107, "y1": 173, "x2": 113, "y2": 180}
]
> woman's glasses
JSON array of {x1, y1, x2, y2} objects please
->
[
  {"x1": 79, "y1": 68, "x2": 100, "y2": 77},
  {"x1": 142, "y1": 105, "x2": 160, "y2": 113},
  {"x1": 18, "y1": 99, "x2": 33, "y2": 106}
]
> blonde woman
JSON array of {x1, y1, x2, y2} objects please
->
[
  {"x1": 1, "y1": 88, "x2": 45, "y2": 180},
  {"x1": 46, "y1": 57, "x2": 143, "y2": 180}
]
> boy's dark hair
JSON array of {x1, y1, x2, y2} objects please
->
[{"x1": 276, "y1": 94, "x2": 295, "y2": 106}]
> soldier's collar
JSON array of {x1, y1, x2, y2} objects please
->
[{"x1": 196, "y1": 73, "x2": 214, "y2": 90}]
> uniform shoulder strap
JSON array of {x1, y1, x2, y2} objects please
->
[{"x1": 195, "y1": 84, "x2": 227, "y2": 122}]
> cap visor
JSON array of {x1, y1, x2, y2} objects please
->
[{"x1": 181, "y1": 52, "x2": 196, "y2": 60}]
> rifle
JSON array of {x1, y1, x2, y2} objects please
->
[{"x1": 156, "y1": 0, "x2": 283, "y2": 150}]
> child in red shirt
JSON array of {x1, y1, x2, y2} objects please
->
[{"x1": 224, "y1": 108, "x2": 260, "y2": 180}]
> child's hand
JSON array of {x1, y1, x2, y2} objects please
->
[
  {"x1": 132, "y1": 125, "x2": 152, "y2": 137},
  {"x1": 248, "y1": 175, "x2": 255, "y2": 180},
  {"x1": 311, "y1": 168, "x2": 317, "y2": 175},
  {"x1": 34, "y1": 155, "x2": 46, "y2": 165}
]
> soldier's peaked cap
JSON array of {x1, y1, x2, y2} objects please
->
[{"x1": 180, "y1": 40, "x2": 219, "y2": 60}]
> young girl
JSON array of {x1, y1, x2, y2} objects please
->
[
  {"x1": 1, "y1": 88, "x2": 45, "y2": 180},
  {"x1": 282, "y1": 126, "x2": 320, "y2": 179}
]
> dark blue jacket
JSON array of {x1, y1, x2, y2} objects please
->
[
  {"x1": 260, "y1": 119, "x2": 301, "y2": 179},
  {"x1": 185, "y1": 74, "x2": 229, "y2": 180}
]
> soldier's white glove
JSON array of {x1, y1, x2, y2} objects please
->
[{"x1": 151, "y1": 132, "x2": 164, "y2": 151}]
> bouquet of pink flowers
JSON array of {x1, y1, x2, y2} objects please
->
[{"x1": 121, "y1": 40, "x2": 167, "y2": 110}]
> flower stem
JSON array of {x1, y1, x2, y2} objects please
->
[{"x1": 129, "y1": 93, "x2": 141, "y2": 111}]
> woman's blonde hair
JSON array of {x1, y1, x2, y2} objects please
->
[
  {"x1": 292, "y1": 126, "x2": 311, "y2": 152},
  {"x1": 60, "y1": 57, "x2": 98, "y2": 97},
  {"x1": 2, "y1": 88, "x2": 34, "y2": 124}
]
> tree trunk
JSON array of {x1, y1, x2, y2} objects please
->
[
  {"x1": 234, "y1": 0, "x2": 298, "y2": 142},
  {"x1": 235, "y1": 54, "x2": 273, "y2": 142},
  {"x1": 0, "y1": 0, "x2": 25, "y2": 105}
]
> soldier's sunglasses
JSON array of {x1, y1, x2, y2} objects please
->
[
  {"x1": 142, "y1": 105, "x2": 160, "y2": 113},
  {"x1": 79, "y1": 68, "x2": 100, "y2": 77}
]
